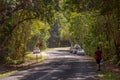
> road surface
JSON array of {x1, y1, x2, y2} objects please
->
[{"x1": 0, "y1": 48, "x2": 99, "y2": 80}]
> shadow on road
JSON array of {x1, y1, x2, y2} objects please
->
[
  {"x1": 1, "y1": 48, "x2": 99, "y2": 80},
  {"x1": 57, "y1": 50, "x2": 70, "y2": 52},
  {"x1": 10, "y1": 58, "x2": 98, "y2": 80}
]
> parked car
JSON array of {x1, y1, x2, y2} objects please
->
[
  {"x1": 70, "y1": 44, "x2": 81, "y2": 53},
  {"x1": 70, "y1": 45, "x2": 74, "y2": 53},
  {"x1": 70, "y1": 44, "x2": 85, "y2": 56},
  {"x1": 76, "y1": 49, "x2": 85, "y2": 56},
  {"x1": 33, "y1": 47, "x2": 40, "y2": 54},
  {"x1": 73, "y1": 44, "x2": 81, "y2": 54}
]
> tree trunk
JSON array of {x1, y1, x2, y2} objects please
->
[
  {"x1": 104, "y1": 15, "x2": 111, "y2": 59},
  {"x1": 115, "y1": 0, "x2": 120, "y2": 62}
]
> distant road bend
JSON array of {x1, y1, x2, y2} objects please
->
[{"x1": 0, "y1": 47, "x2": 99, "y2": 80}]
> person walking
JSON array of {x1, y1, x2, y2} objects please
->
[{"x1": 95, "y1": 47, "x2": 102, "y2": 71}]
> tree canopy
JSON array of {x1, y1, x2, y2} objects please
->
[{"x1": 0, "y1": 0, "x2": 120, "y2": 65}]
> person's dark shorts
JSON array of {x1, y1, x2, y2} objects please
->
[{"x1": 96, "y1": 59, "x2": 101, "y2": 64}]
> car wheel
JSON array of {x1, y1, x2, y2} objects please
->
[{"x1": 74, "y1": 51, "x2": 77, "y2": 54}]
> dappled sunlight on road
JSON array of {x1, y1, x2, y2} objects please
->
[
  {"x1": 41, "y1": 48, "x2": 83, "y2": 59},
  {"x1": 0, "y1": 48, "x2": 99, "y2": 80}
]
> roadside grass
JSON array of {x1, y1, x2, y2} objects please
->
[
  {"x1": 25, "y1": 53, "x2": 46, "y2": 61},
  {"x1": 25, "y1": 53, "x2": 40, "y2": 59},
  {"x1": 0, "y1": 53, "x2": 46, "y2": 77},
  {"x1": 41, "y1": 48, "x2": 54, "y2": 52},
  {"x1": 0, "y1": 48, "x2": 59, "y2": 77},
  {"x1": 0, "y1": 70, "x2": 18, "y2": 77},
  {"x1": 99, "y1": 70, "x2": 119, "y2": 80}
]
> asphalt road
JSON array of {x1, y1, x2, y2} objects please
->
[{"x1": 0, "y1": 48, "x2": 99, "y2": 80}]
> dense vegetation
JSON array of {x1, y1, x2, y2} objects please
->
[
  {"x1": 0, "y1": 0, "x2": 57, "y2": 64},
  {"x1": 59, "y1": 0, "x2": 120, "y2": 65},
  {"x1": 0, "y1": 0, "x2": 120, "y2": 65}
]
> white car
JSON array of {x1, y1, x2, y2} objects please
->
[
  {"x1": 70, "y1": 44, "x2": 82, "y2": 54},
  {"x1": 70, "y1": 44, "x2": 85, "y2": 56},
  {"x1": 77, "y1": 49, "x2": 85, "y2": 56},
  {"x1": 70, "y1": 46, "x2": 74, "y2": 53},
  {"x1": 33, "y1": 47, "x2": 40, "y2": 54},
  {"x1": 73, "y1": 44, "x2": 81, "y2": 54}
]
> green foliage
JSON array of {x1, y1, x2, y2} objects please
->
[
  {"x1": 58, "y1": 0, "x2": 120, "y2": 63},
  {"x1": 27, "y1": 20, "x2": 50, "y2": 51},
  {"x1": 69, "y1": 12, "x2": 95, "y2": 43},
  {"x1": 99, "y1": 71, "x2": 119, "y2": 80},
  {"x1": 59, "y1": 13, "x2": 71, "y2": 41},
  {"x1": 0, "y1": 0, "x2": 120, "y2": 64},
  {"x1": 0, "y1": 0, "x2": 57, "y2": 63},
  {"x1": 25, "y1": 53, "x2": 39, "y2": 60}
]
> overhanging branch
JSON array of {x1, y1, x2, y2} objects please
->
[{"x1": 1, "y1": 16, "x2": 38, "y2": 47}]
